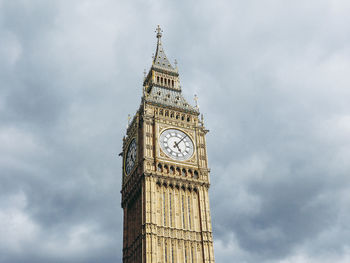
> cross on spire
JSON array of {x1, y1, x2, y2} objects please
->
[{"x1": 155, "y1": 25, "x2": 163, "y2": 39}]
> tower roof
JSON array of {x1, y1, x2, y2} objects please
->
[
  {"x1": 152, "y1": 25, "x2": 176, "y2": 72},
  {"x1": 146, "y1": 86, "x2": 198, "y2": 113},
  {"x1": 143, "y1": 26, "x2": 198, "y2": 115}
]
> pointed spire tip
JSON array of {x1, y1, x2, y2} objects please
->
[{"x1": 155, "y1": 25, "x2": 163, "y2": 39}]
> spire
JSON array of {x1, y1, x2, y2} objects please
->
[
  {"x1": 143, "y1": 27, "x2": 199, "y2": 114},
  {"x1": 153, "y1": 25, "x2": 175, "y2": 71}
]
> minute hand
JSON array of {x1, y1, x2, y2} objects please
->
[{"x1": 174, "y1": 135, "x2": 188, "y2": 148}]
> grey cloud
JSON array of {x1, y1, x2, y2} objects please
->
[{"x1": 1, "y1": 0, "x2": 350, "y2": 262}]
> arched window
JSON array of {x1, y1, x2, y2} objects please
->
[
  {"x1": 170, "y1": 166, "x2": 175, "y2": 175},
  {"x1": 157, "y1": 76, "x2": 160, "y2": 83},
  {"x1": 161, "y1": 77, "x2": 163, "y2": 84},
  {"x1": 176, "y1": 167, "x2": 181, "y2": 175},
  {"x1": 172, "y1": 80, "x2": 174, "y2": 87},
  {"x1": 194, "y1": 170, "x2": 199, "y2": 179},
  {"x1": 188, "y1": 169, "x2": 193, "y2": 177},
  {"x1": 157, "y1": 163, "x2": 162, "y2": 172},
  {"x1": 182, "y1": 168, "x2": 186, "y2": 177}
]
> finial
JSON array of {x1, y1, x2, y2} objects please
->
[
  {"x1": 143, "y1": 69, "x2": 147, "y2": 79},
  {"x1": 194, "y1": 94, "x2": 199, "y2": 109},
  {"x1": 155, "y1": 25, "x2": 163, "y2": 39},
  {"x1": 200, "y1": 114, "x2": 204, "y2": 126},
  {"x1": 174, "y1": 59, "x2": 178, "y2": 71},
  {"x1": 127, "y1": 114, "x2": 131, "y2": 128}
]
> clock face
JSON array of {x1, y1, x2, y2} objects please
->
[
  {"x1": 125, "y1": 138, "x2": 137, "y2": 175},
  {"x1": 159, "y1": 129, "x2": 194, "y2": 161}
]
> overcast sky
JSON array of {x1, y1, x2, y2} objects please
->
[{"x1": 1, "y1": 0, "x2": 350, "y2": 262}]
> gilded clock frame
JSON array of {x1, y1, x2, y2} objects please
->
[{"x1": 158, "y1": 126, "x2": 197, "y2": 164}]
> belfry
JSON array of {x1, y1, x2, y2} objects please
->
[{"x1": 121, "y1": 26, "x2": 215, "y2": 263}]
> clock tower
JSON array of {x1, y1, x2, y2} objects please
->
[{"x1": 121, "y1": 26, "x2": 215, "y2": 263}]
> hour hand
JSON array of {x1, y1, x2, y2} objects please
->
[{"x1": 173, "y1": 141, "x2": 181, "y2": 152}]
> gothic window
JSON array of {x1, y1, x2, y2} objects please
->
[
  {"x1": 182, "y1": 168, "x2": 186, "y2": 177},
  {"x1": 161, "y1": 77, "x2": 163, "y2": 84},
  {"x1": 165, "y1": 110, "x2": 169, "y2": 117},
  {"x1": 169, "y1": 193, "x2": 172, "y2": 227},
  {"x1": 171, "y1": 244, "x2": 174, "y2": 263},
  {"x1": 181, "y1": 115, "x2": 185, "y2": 121},
  {"x1": 160, "y1": 109, "x2": 163, "y2": 115},
  {"x1": 157, "y1": 76, "x2": 160, "y2": 83},
  {"x1": 188, "y1": 196, "x2": 191, "y2": 229},
  {"x1": 172, "y1": 80, "x2": 174, "y2": 87},
  {"x1": 170, "y1": 166, "x2": 174, "y2": 175},
  {"x1": 164, "y1": 164, "x2": 168, "y2": 173},
  {"x1": 188, "y1": 169, "x2": 193, "y2": 177},
  {"x1": 187, "y1": 116, "x2": 191, "y2": 122},
  {"x1": 163, "y1": 192, "x2": 167, "y2": 226},
  {"x1": 158, "y1": 163, "x2": 162, "y2": 172},
  {"x1": 176, "y1": 167, "x2": 180, "y2": 175},
  {"x1": 176, "y1": 114, "x2": 179, "y2": 119},
  {"x1": 170, "y1": 112, "x2": 174, "y2": 118},
  {"x1": 182, "y1": 195, "x2": 185, "y2": 228},
  {"x1": 194, "y1": 170, "x2": 199, "y2": 179}
]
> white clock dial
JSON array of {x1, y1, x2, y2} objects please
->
[
  {"x1": 125, "y1": 138, "x2": 137, "y2": 175},
  {"x1": 159, "y1": 129, "x2": 194, "y2": 161}
]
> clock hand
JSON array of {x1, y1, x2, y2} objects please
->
[
  {"x1": 174, "y1": 134, "x2": 188, "y2": 149},
  {"x1": 173, "y1": 142, "x2": 181, "y2": 152}
]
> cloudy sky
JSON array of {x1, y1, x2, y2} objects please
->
[{"x1": 1, "y1": 0, "x2": 350, "y2": 262}]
